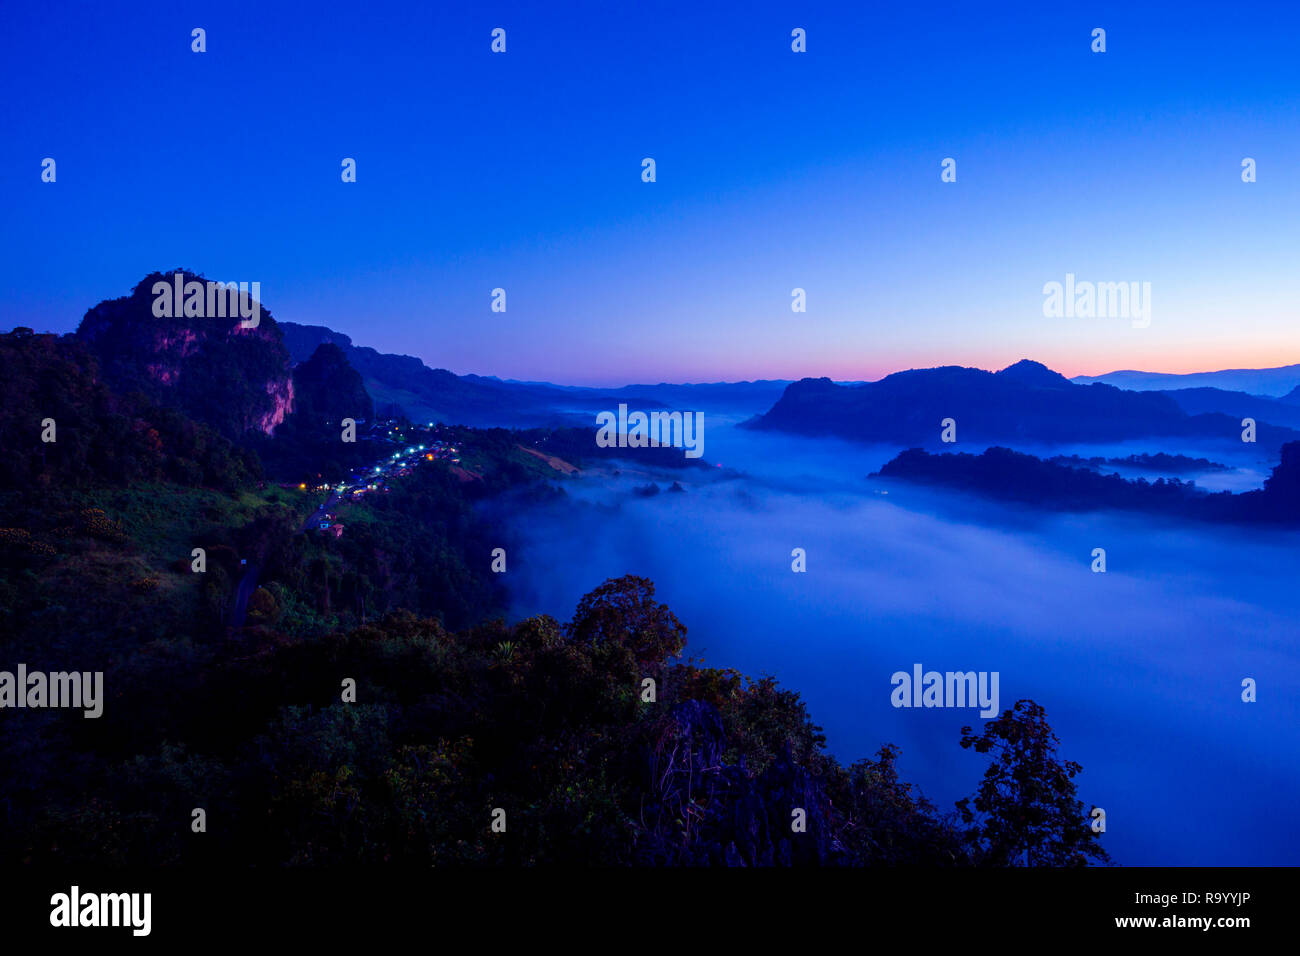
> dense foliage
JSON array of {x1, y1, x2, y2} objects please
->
[
  {"x1": 2, "y1": 572, "x2": 1108, "y2": 866},
  {"x1": 244, "y1": 342, "x2": 376, "y2": 483},
  {"x1": 0, "y1": 324, "x2": 1112, "y2": 867},
  {"x1": 0, "y1": 329, "x2": 260, "y2": 497}
]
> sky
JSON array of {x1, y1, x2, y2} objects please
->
[{"x1": 2, "y1": 0, "x2": 1299, "y2": 385}]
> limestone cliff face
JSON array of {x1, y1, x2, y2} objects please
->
[
  {"x1": 251, "y1": 376, "x2": 296, "y2": 434},
  {"x1": 75, "y1": 270, "x2": 296, "y2": 438}
]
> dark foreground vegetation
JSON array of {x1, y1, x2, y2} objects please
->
[
  {"x1": 0, "y1": 321, "x2": 1110, "y2": 867},
  {"x1": 2, "y1": 571, "x2": 1108, "y2": 867}
]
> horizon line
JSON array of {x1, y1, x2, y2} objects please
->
[{"x1": 6, "y1": 323, "x2": 1299, "y2": 390}]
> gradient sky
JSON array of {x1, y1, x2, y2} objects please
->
[{"x1": 3, "y1": 1, "x2": 1298, "y2": 385}]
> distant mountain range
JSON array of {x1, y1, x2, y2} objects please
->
[
  {"x1": 279, "y1": 322, "x2": 675, "y2": 427},
  {"x1": 61, "y1": 274, "x2": 674, "y2": 440},
  {"x1": 2, "y1": 272, "x2": 811, "y2": 437},
  {"x1": 873, "y1": 444, "x2": 1300, "y2": 525},
  {"x1": 1159, "y1": 387, "x2": 1300, "y2": 430},
  {"x1": 534, "y1": 379, "x2": 793, "y2": 414},
  {"x1": 1072, "y1": 364, "x2": 1300, "y2": 397},
  {"x1": 748, "y1": 359, "x2": 1300, "y2": 452},
  {"x1": 24, "y1": 274, "x2": 1300, "y2": 449},
  {"x1": 279, "y1": 322, "x2": 788, "y2": 426}
]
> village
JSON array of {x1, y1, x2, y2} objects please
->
[{"x1": 280, "y1": 420, "x2": 464, "y2": 539}]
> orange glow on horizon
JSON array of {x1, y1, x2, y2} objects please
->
[{"x1": 800, "y1": 348, "x2": 1300, "y2": 384}]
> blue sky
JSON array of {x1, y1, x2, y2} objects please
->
[{"x1": 3, "y1": 0, "x2": 1298, "y2": 384}]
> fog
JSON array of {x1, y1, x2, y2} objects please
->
[{"x1": 504, "y1": 421, "x2": 1300, "y2": 865}]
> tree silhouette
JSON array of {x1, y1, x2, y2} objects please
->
[
  {"x1": 956, "y1": 700, "x2": 1110, "y2": 866},
  {"x1": 566, "y1": 574, "x2": 687, "y2": 665}
]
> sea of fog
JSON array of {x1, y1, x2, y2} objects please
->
[{"x1": 502, "y1": 420, "x2": 1300, "y2": 865}]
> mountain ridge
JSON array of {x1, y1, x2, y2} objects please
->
[
  {"x1": 74, "y1": 270, "x2": 295, "y2": 438},
  {"x1": 748, "y1": 360, "x2": 1300, "y2": 451},
  {"x1": 1072, "y1": 364, "x2": 1300, "y2": 397}
]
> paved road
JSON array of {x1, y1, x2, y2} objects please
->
[{"x1": 300, "y1": 491, "x2": 343, "y2": 533}]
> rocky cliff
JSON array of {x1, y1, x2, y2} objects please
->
[{"x1": 75, "y1": 270, "x2": 295, "y2": 438}]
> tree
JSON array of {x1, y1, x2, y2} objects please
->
[
  {"x1": 956, "y1": 700, "x2": 1110, "y2": 866},
  {"x1": 565, "y1": 575, "x2": 686, "y2": 664}
]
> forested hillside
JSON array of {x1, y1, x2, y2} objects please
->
[{"x1": 0, "y1": 326, "x2": 1107, "y2": 868}]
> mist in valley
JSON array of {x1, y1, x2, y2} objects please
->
[{"x1": 503, "y1": 421, "x2": 1300, "y2": 865}]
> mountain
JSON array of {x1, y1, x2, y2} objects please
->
[
  {"x1": 1072, "y1": 364, "x2": 1300, "y2": 397},
  {"x1": 588, "y1": 380, "x2": 793, "y2": 417},
  {"x1": 1159, "y1": 387, "x2": 1300, "y2": 431},
  {"x1": 291, "y1": 342, "x2": 374, "y2": 425},
  {"x1": 279, "y1": 322, "x2": 668, "y2": 427},
  {"x1": 75, "y1": 271, "x2": 295, "y2": 438},
  {"x1": 872, "y1": 443, "x2": 1300, "y2": 524},
  {"x1": 236, "y1": 341, "x2": 379, "y2": 482},
  {"x1": 748, "y1": 360, "x2": 1300, "y2": 450},
  {"x1": 995, "y1": 358, "x2": 1074, "y2": 389},
  {"x1": 0, "y1": 339, "x2": 1103, "y2": 875},
  {"x1": 1047, "y1": 452, "x2": 1229, "y2": 475},
  {"x1": 0, "y1": 327, "x2": 259, "y2": 494},
  {"x1": 278, "y1": 322, "x2": 794, "y2": 426}
]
